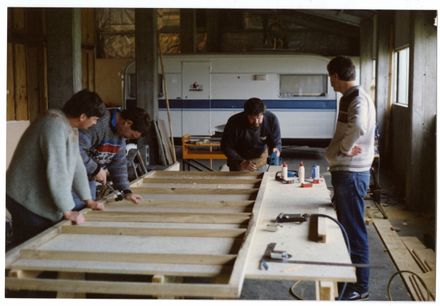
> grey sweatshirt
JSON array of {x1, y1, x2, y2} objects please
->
[
  {"x1": 325, "y1": 86, "x2": 376, "y2": 172},
  {"x1": 6, "y1": 110, "x2": 92, "y2": 222}
]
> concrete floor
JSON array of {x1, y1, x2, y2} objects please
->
[{"x1": 182, "y1": 146, "x2": 418, "y2": 301}]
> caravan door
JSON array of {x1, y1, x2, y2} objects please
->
[{"x1": 181, "y1": 61, "x2": 211, "y2": 135}]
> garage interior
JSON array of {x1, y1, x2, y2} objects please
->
[{"x1": 5, "y1": 6, "x2": 437, "y2": 301}]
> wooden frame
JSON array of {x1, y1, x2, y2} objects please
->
[{"x1": 5, "y1": 170, "x2": 268, "y2": 298}]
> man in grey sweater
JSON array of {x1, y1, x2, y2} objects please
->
[
  {"x1": 6, "y1": 90, "x2": 106, "y2": 248},
  {"x1": 325, "y1": 56, "x2": 375, "y2": 301}
]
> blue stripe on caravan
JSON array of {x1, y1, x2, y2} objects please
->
[{"x1": 158, "y1": 99, "x2": 336, "y2": 110}]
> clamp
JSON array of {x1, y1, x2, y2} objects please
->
[
  {"x1": 259, "y1": 242, "x2": 293, "y2": 270},
  {"x1": 275, "y1": 213, "x2": 309, "y2": 224}
]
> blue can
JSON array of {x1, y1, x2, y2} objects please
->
[
  {"x1": 311, "y1": 165, "x2": 319, "y2": 179},
  {"x1": 268, "y1": 151, "x2": 280, "y2": 166}
]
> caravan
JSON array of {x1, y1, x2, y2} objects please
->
[{"x1": 124, "y1": 54, "x2": 346, "y2": 143}]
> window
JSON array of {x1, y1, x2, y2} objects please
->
[
  {"x1": 393, "y1": 47, "x2": 410, "y2": 105},
  {"x1": 279, "y1": 74, "x2": 327, "y2": 98}
]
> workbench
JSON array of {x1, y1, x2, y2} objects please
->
[
  {"x1": 245, "y1": 166, "x2": 356, "y2": 300},
  {"x1": 181, "y1": 134, "x2": 227, "y2": 171},
  {"x1": 5, "y1": 167, "x2": 355, "y2": 300}
]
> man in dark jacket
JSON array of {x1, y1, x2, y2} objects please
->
[{"x1": 221, "y1": 97, "x2": 281, "y2": 171}]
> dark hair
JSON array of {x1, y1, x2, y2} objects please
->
[
  {"x1": 327, "y1": 56, "x2": 356, "y2": 81},
  {"x1": 244, "y1": 97, "x2": 266, "y2": 116},
  {"x1": 62, "y1": 89, "x2": 106, "y2": 118},
  {"x1": 120, "y1": 107, "x2": 151, "y2": 135}
]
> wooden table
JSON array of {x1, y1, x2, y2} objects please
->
[
  {"x1": 245, "y1": 166, "x2": 356, "y2": 300},
  {"x1": 181, "y1": 134, "x2": 227, "y2": 171}
]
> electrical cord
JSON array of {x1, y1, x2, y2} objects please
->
[
  {"x1": 288, "y1": 213, "x2": 352, "y2": 300},
  {"x1": 311, "y1": 213, "x2": 351, "y2": 301},
  {"x1": 387, "y1": 270, "x2": 431, "y2": 301},
  {"x1": 289, "y1": 280, "x2": 305, "y2": 300}
]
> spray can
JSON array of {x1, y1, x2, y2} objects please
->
[
  {"x1": 269, "y1": 151, "x2": 280, "y2": 166},
  {"x1": 282, "y1": 162, "x2": 288, "y2": 181},
  {"x1": 311, "y1": 164, "x2": 320, "y2": 180},
  {"x1": 298, "y1": 161, "x2": 305, "y2": 184}
]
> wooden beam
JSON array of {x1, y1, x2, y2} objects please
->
[
  {"x1": 7, "y1": 43, "x2": 15, "y2": 120},
  {"x1": 373, "y1": 219, "x2": 425, "y2": 300},
  {"x1": 106, "y1": 199, "x2": 254, "y2": 209},
  {"x1": 60, "y1": 225, "x2": 246, "y2": 238},
  {"x1": 8, "y1": 269, "x2": 41, "y2": 279},
  {"x1": 226, "y1": 171, "x2": 270, "y2": 295},
  {"x1": 316, "y1": 281, "x2": 336, "y2": 300},
  {"x1": 19, "y1": 249, "x2": 236, "y2": 265},
  {"x1": 14, "y1": 43, "x2": 29, "y2": 120},
  {"x1": 131, "y1": 187, "x2": 258, "y2": 195},
  {"x1": 142, "y1": 178, "x2": 261, "y2": 185},
  {"x1": 5, "y1": 277, "x2": 239, "y2": 298},
  {"x1": 84, "y1": 211, "x2": 250, "y2": 224},
  {"x1": 57, "y1": 272, "x2": 86, "y2": 298},
  {"x1": 150, "y1": 170, "x2": 262, "y2": 177},
  {"x1": 9, "y1": 262, "x2": 226, "y2": 278}
]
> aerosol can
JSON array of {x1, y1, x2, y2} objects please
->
[
  {"x1": 298, "y1": 161, "x2": 305, "y2": 184},
  {"x1": 282, "y1": 162, "x2": 288, "y2": 181}
]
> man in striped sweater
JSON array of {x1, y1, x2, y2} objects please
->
[
  {"x1": 325, "y1": 56, "x2": 376, "y2": 301},
  {"x1": 74, "y1": 107, "x2": 150, "y2": 209}
]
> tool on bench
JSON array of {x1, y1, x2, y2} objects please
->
[
  {"x1": 259, "y1": 242, "x2": 292, "y2": 270},
  {"x1": 275, "y1": 171, "x2": 297, "y2": 184},
  {"x1": 275, "y1": 213, "x2": 309, "y2": 224},
  {"x1": 259, "y1": 242, "x2": 376, "y2": 271}
]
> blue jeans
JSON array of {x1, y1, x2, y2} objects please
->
[
  {"x1": 331, "y1": 171, "x2": 370, "y2": 293},
  {"x1": 72, "y1": 180, "x2": 96, "y2": 211},
  {"x1": 6, "y1": 195, "x2": 55, "y2": 248}
]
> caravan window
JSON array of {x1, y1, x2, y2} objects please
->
[{"x1": 279, "y1": 74, "x2": 327, "y2": 97}]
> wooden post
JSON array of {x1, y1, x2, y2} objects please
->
[{"x1": 46, "y1": 8, "x2": 82, "y2": 108}]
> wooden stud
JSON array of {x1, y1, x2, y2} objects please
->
[
  {"x1": 7, "y1": 43, "x2": 16, "y2": 120},
  {"x1": 373, "y1": 219, "x2": 424, "y2": 301},
  {"x1": 84, "y1": 211, "x2": 251, "y2": 224},
  {"x1": 226, "y1": 172, "x2": 270, "y2": 296},
  {"x1": 308, "y1": 214, "x2": 327, "y2": 243},
  {"x1": 142, "y1": 177, "x2": 261, "y2": 185},
  {"x1": 151, "y1": 170, "x2": 262, "y2": 177},
  {"x1": 316, "y1": 281, "x2": 336, "y2": 300},
  {"x1": 14, "y1": 43, "x2": 29, "y2": 120},
  {"x1": 106, "y1": 199, "x2": 254, "y2": 209},
  {"x1": 8, "y1": 269, "x2": 41, "y2": 279},
  {"x1": 131, "y1": 187, "x2": 258, "y2": 195},
  {"x1": 61, "y1": 225, "x2": 246, "y2": 238},
  {"x1": 19, "y1": 249, "x2": 237, "y2": 265},
  {"x1": 5, "y1": 277, "x2": 239, "y2": 298},
  {"x1": 57, "y1": 272, "x2": 86, "y2": 298}
]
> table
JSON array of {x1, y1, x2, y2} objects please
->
[
  {"x1": 245, "y1": 166, "x2": 356, "y2": 300},
  {"x1": 181, "y1": 134, "x2": 227, "y2": 171}
]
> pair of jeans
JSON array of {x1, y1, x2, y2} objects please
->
[
  {"x1": 6, "y1": 195, "x2": 55, "y2": 248},
  {"x1": 331, "y1": 171, "x2": 370, "y2": 293},
  {"x1": 72, "y1": 180, "x2": 96, "y2": 211}
]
